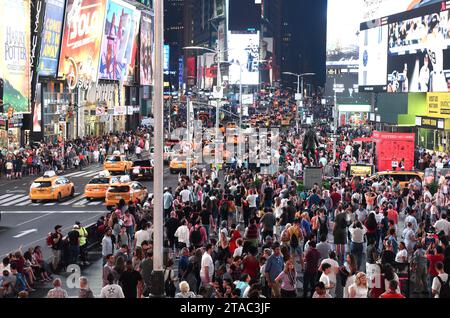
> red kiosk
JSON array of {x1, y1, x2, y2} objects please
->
[{"x1": 354, "y1": 131, "x2": 415, "y2": 172}]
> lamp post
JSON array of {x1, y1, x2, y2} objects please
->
[
  {"x1": 183, "y1": 46, "x2": 226, "y2": 173},
  {"x1": 150, "y1": 0, "x2": 165, "y2": 297},
  {"x1": 283, "y1": 72, "x2": 315, "y2": 133}
]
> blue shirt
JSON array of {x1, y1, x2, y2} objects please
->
[
  {"x1": 265, "y1": 254, "x2": 284, "y2": 281},
  {"x1": 277, "y1": 174, "x2": 285, "y2": 185},
  {"x1": 388, "y1": 236, "x2": 398, "y2": 254}
]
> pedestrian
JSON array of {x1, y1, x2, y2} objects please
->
[
  {"x1": 264, "y1": 242, "x2": 284, "y2": 298},
  {"x1": 49, "y1": 225, "x2": 63, "y2": 272},
  {"x1": 200, "y1": 244, "x2": 214, "y2": 287},
  {"x1": 67, "y1": 224, "x2": 81, "y2": 265},
  {"x1": 274, "y1": 259, "x2": 297, "y2": 298},
  {"x1": 46, "y1": 278, "x2": 68, "y2": 298},
  {"x1": 348, "y1": 272, "x2": 368, "y2": 298},
  {"x1": 76, "y1": 221, "x2": 90, "y2": 266},
  {"x1": 119, "y1": 260, "x2": 143, "y2": 298},
  {"x1": 78, "y1": 276, "x2": 94, "y2": 298},
  {"x1": 303, "y1": 240, "x2": 321, "y2": 298},
  {"x1": 100, "y1": 273, "x2": 125, "y2": 298},
  {"x1": 102, "y1": 228, "x2": 115, "y2": 265}
]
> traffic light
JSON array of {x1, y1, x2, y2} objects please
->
[{"x1": 7, "y1": 106, "x2": 13, "y2": 119}]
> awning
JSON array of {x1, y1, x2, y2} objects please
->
[{"x1": 352, "y1": 137, "x2": 373, "y2": 143}]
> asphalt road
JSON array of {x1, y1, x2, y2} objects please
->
[{"x1": 0, "y1": 163, "x2": 180, "y2": 258}]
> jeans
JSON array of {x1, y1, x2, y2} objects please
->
[
  {"x1": 351, "y1": 242, "x2": 364, "y2": 270},
  {"x1": 70, "y1": 245, "x2": 80, "y2": 264},
  {"x1": 303, "y1": 271, "x2": 317, "y2": 298},
  {"x1": 204, "y1": 224, "x2": 210, "y2": 239}
]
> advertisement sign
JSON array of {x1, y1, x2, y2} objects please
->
[
  {"x1": 38, "y1": 0, "x2": 65, "y2": 77},
  {"x1": 227, "y1": 32, "x2": 260, "y2": 85},
  {"x1": 0, "y1": 0, "x2": 31, "y2": 113},
  {"x1": 386, "y1": 9, "x2": 450, "y2": 93},
  {"x1": 204, "y1": 53, "x2": 216, "y2": 90},
  {"x1": 260, "y1": 37, "x2": 273, "y2": 84},
  {"x1": 214, "y1": 0, "x2": 224, "y2": 18},
  {"x1": 30, "y1": 0, "x2": 47, "y2": 105},
  {"x1": 362, "y1": 0, "x2": 442, "y2": 22},
  {"x1": 186, "y1": 56, "x2": 196, "y2": 84},
  {"x1": 58, "y1": 0, "x2": 108, "y2": 85},
  {"x1": 416, "y1": 116, "x2": 445, "y2": 130},
  {"x1": 99, "y1": 0, "x2": 140, "y2": 81},
  {"x1": 427, "y1": 93, "x2": 450, "y2": 118},
  {"x1": 32, "y1": 82, "x2": 42, "y2": 132},
  {"x1": 350, "y1": 164, "x2": 373, "y2": 177},
  {"x1": 124, "y1": 9, "x2": 140, "y2": 85},
  {"x1": 164, "y1": 45, "x2": 170, "y2": 72},
  {"x1": 372, "y1": 131, "x2": 415, "y2": 171},
  {"x1": 140, "y1": 11, "x2": 154, "y2": 86},
  {"x1": 178, "y1": 57, "x2": 184, "y2": 89}
]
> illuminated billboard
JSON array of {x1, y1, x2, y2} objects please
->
[
  {"x1": 140, "y1": 11, "x2": 154, "y2": 86},
  {"x1": 0, "y1": 0, "x2": 31, "y2": 113},
  {"x1": 38, "y1": 0, "x2": 65, "y2": 77},
  {"x1": 227, "y1": 31, "x2": 260, "y2": 85},
  {"x1": 359, "y1": 2, "x2": 450, "y2": 92},
  {"x1": 58, "y1": 0, "x2": 108, "y2": 85},
  {"x1": 99, "y1": 0, "x2": 140, "y2": 81}
]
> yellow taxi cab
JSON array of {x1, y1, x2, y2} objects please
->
[
  {"x1": 104, "y1": 151, "x2": 133, "y2": 173},
  {"x1": 105, "y1": 176, "x2": 149, "y2": 208},
  {"x1": 374, "y1": 171, "x2": 424, "y2": 189},
  {"x1": 84, "y1": 170, "x2": 111, "y2": 201},
  {"x1": 169, "y1": 156, "x2": 197, "y2": 174},
  {"x1": 29, "y1": 171, "x2": 75, "y2": 203}
]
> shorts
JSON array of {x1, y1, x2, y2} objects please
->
[
  {"x1": 290, "y1": 244, "x2": 303, "y2": 256},
  {"x1": 6, "y1": 169, "x2": 12, "y2": 175}
]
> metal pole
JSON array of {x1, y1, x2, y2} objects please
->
[
  {"x1": 186, "y1": 94, "x2": 191, "y2": 178},
  {"x1": 296, "y1": 75, "x2": 300, "y2": 134},
  {"x1": 151, "y1": 0, "x2": 164, "y2": 298},
  {"x1": 215, "y1": 58, "x2": 222, "y2": 173},
  {"x1": 238, "y1": 65, "x2": 243, "y2": 158},
  {"x1": 333, "y1": 77, "x2": 338, "y2": 162}
]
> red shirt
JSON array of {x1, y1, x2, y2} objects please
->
[
  {"x1": 330, "y1": 192, "x2": 341, "y2": 207},
  {"x1": 387, "y1": 209, "x2": 399, "y2": 225},
  {"x1": 427, "y1": 254, "x2": 445, "y2": 276},
  {"x1": 242, "y1": 255, "x2": 260, "y2": 279},
  {"x1": 380, "y1": 291, "x2": 406, "y2": 299}
]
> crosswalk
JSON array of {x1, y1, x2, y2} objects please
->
[
  {"x1": 62, "y1": 170, "x2": 103, "y2": 178},
  {"x1": 0, "y1": 193, "x2": 105, "y2": 208}
]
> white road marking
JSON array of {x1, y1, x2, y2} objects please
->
[
  {"x1": 16, "y1": 200, "x2": 32, "y2": 206},
  {"x1": 44, "y1": 202, "x2": 57, "y2": 206},
  {"x1": 73, "y1": 199, "x2": 89, "y2": 206},
  {"x1": 88, "y1": 201, "x2": 103, "y2": 206},
  {"x1": 1, "y1": 196, "x2": 30, "y2": 206},
  {"x1": 60, "y1": 194, "x2": 83, "y2": 206},
  {"x1": 0, "y1": 194, "x2": 24, "y2": 205},
  {"x1": 13, "y1": 229, "x2": 38, "y2": 238},
  {"x1": 16, "y1": 213, "x2": 54, "y2": 226},
  {"x1": 0, "y1": 194, "x2": 14, "y2": 200}
]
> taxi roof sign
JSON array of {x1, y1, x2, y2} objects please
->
[
  {"x1": 43, "y1": 170, "x2": 56, "y2": 178},
  {"x1": 111, "y1": 175, "x2": 131, "y2": 184},
  {"x1": 98, "y1": 170, "x2": 111, "y2": 178}
]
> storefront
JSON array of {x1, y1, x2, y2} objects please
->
[
  {"x1": 42, "y1": 81, "x2": 78, "y2": 144},
  {"x1": 338, "y1": 104, "x2": 371, "y2": 126},
  {"x1": 415, "y1": 116, "x2": 450, "y2": 153}
]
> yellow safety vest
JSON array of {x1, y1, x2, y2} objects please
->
[{"x1": 77, "y1": 227, "x2": 88, "y2": 246}]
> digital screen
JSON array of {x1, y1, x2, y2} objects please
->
[
  {"x1": 358, "y1": 1, "x2": 450, "y2": 92},
  {"x1": 228, "y1": 0, "x2": 261, "y2": 31},
  {"x1": 227, "y1": 32, "x2": 260, "y2": 85},
  {"x1": 164, "y1": 45, "x2": 170, "y2": 72}
]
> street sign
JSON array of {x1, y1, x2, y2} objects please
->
[{"x1": 295, "y1": 93, "x2": 302, "y2": 101}]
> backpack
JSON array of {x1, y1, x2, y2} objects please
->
[
  {"x1": 437, "y1": 276, "x2": 450, "y2": 298},
  {"x1": 190, "y1": 227, "x2": 202, "y2": 246},
  {"x1": 290, "y1": 231, "x2": 299, "y2": 249},
  {"x1": 46, "y1": 233, "x2": 54, "y2": 248}
]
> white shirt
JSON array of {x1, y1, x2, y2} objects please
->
[
  {"x1": 319, "y1": 273, "x2": 332, "y2": 294},
  {"x1": 402, "y1": 228, "x2": 416, "y2": 251},
  {"x1": 320, "y1": 258, "x2": 339, "y2": 284},
  {"x1": 174, "y1": 225, "x2": 190, "y2": 246},
  {"x1": 200, "y1": 252, "x2": 214, "y2": 281},
  {"x1": 233, "y1": 246, "x2": 243, "y2": 258},
  {"x1": 180, "y1": 189, "x2": 191, "y2": 203},
  {"x1": 100, "y1": 284, "x2": 125, "y2": 298},
  {"x1": 434, "y1": 219, "x2": 450, "y2": 236},
  {"x1": 348, "y1": 283, "x2": 368, "y2": 298},
  {"x1": 349, "y1": 225, "x2": 367, "y2": 243},
  {"x1": 135, "y1": 229, "x2": 151, "y2": 248},
  {"x1": 395, "y1": 249, "x2": 408, "y2": 263},
  {"x1": 246, "y1": 194, "x2": 258, "y2": 208},
  {"x1": 432, "y1": 273, "x2": 449, "y2": 298},
  {"x1": 405, "y1": 215, "x2": 418, "y2": 232}
]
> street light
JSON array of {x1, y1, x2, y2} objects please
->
[
  {"x1": 282, "y1": 72, "x2": 316, "y2": 133},
  {"x1": 150, "y1": 0, "x2": 165, "y2": 297},
  {"x1": 183, "y1": 46, "x2": 226, "y2": 174}
]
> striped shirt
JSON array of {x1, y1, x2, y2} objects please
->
[{"x1": 47, "y1": 287, "x2": 68, "y2": 298}]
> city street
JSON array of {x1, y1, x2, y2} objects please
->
[{"x1": 0, "y1": 164, "x2": 179, "y2": 258}]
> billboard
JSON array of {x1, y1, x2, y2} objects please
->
[
  {"x1": 164, "y1": 45, "x2": 170, "y2": 72},
  {"x1": 358, "y1": 1, "x2": 450, "y2": 92},
  {"x1": 140, "y1": 11, "x2": 154, "y2": 86},
  {"x1": 227, "y1": 32, "x2": 260, "y2": 85},
  {"x1": 427, "y1": 93, "x2": 450, "y2": 117},
  {"x1": 362, "y1": 0, "x2": 442, "y2": 22},
  {"x1": 98, "y1": 0, "x2": 140, "y2": 81},
  {"x1": 260, "y1": 37, "x2": 273, "y2": 84},
  {"x1": 204, "y1": 53, "x2": 216, "y2": 90},
  {"x1": 124, "y1": 8, "x2": 140, "y2": 84},
  {"x1": 0, "y1": 0, "x2": 31, "y2": 113},
  {"x1": 228, "y1": 0, "x2": 261, "y2": 31},
  {"x1": 58, "y1": 0, "x2": 108, "y2": 85},
  {"x1": 38, "y1": 0, "x2": 65, "y2": 77},
  {"x1": 386, "y1": 9, "x2": 450, "y2": 93}
]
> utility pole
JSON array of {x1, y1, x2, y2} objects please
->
[
  {"x1": 150, "y1": 0, "x2": 164, "y2": 298},
  {"x1": 186, "y1": 94, "x2": 191, "y2": 178},
  {"x1": 333, "y1": 77, "x2": 338, "y2": 162},
  {"x1": 215, "y1": 62, "x2": 222, "y2": 173}
]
